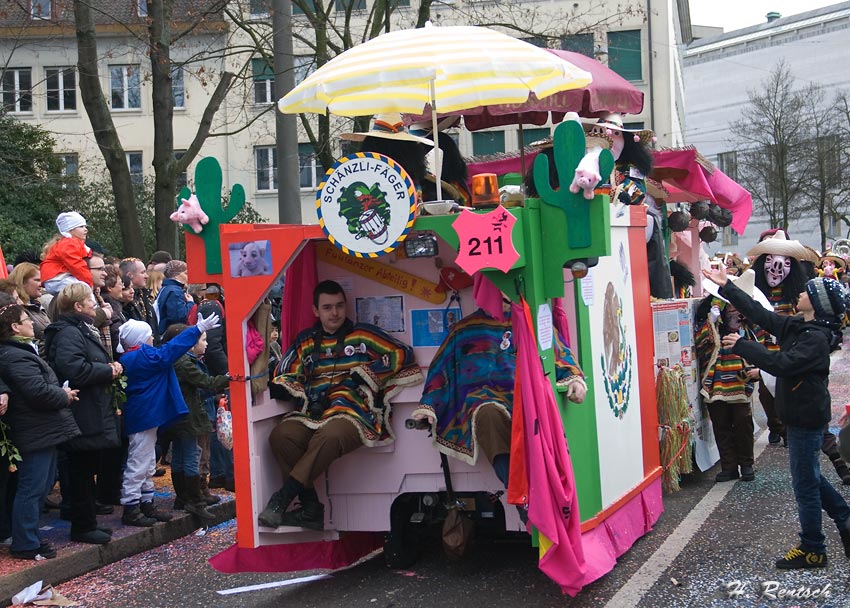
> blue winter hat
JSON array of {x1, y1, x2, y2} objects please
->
[{"x1": 806, "y1": 277, "x2": 848, "y2": 323}]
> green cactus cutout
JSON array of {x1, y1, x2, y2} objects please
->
[
  {"x1": 532, "y1": 120, "x2": 614, "y2": 248},
  {"x1": 178, "y1": 157, "x2": 246, "y2": 274}
]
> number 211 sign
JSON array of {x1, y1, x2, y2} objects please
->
[{"x1": 452, "y1": 205, "x2": 520, "y2": 275}]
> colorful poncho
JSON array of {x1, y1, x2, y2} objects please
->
[
  {"x1": 695, "y1": 301, "x2": 772, "y2": 403},
  {"x1": 413, "y1": 309, "x2": 584, "y2": 464},
  {"x1": 272, "y1": 320, "x2": 423, "y2": 446}
]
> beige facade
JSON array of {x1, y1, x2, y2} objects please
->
[{"x1": 1, "y1": 0, "x2": 689, "y2": 224}]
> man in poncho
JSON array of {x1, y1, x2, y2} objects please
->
[{"x1": 259, "y1": 280, "x2": 423, "y2": 530}]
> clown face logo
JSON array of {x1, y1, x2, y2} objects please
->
[{"x1": 317, "y1": 153, "x2": 417, "y2": 258}]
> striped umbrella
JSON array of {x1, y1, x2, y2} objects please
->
[
  {"x1": 278, "y1": 23, "x2": 591, "y2": 117},
  {"x1": 278, "y1": 23, "x2": 591, "y2": 199}
]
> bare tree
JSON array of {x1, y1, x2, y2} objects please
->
[
  {"x1": 797, "y1": 84, "x2": 845, "y2": 251},
  {"x1": 729, "y1": 62, "x2": 810, "y2": 231},
  {"x1": 74, "y1": 0, "x2": 146, "y2": 257}
]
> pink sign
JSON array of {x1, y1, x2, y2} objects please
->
[{"x1": 452, "y1": 205, "x2": 520, "y2": 275}]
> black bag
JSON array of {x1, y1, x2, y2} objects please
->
[{"x1": 440, "y1": 453, "x2": 474, "y2": 560}]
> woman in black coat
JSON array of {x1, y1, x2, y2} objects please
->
[
  {"x1": 0, "y1": 304, "x2": 80, "y2": 560},
  {"x1": 43, "y1": 284, "x2": 123, "y2": 545}
]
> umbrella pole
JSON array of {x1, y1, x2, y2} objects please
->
[
  {"x1": 518, "y1": 122, "x2": 526, "y2": 186},
  {"x1": 430, "y1": 79, "x2": 443, "y2": 201}
]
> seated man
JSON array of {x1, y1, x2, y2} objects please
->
[
  {"x1": 412, "y1": 301, "x2": 586, "y2": 489},
  {"x1": 259, "y1": 280, "x2": 423, "y2": 530}
]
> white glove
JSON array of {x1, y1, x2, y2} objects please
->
[{"x1": 196, "y1": 311, "x2": 221, "y2": 334}]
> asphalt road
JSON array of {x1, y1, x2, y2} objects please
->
[{"x1": 48, "y1": 348, "x2": 850, "y2": 608}]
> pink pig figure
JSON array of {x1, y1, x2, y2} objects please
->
[
  {"x1": 569, "y1": 146, "x2": 604, "y2": 200},
  {"x1": 170, "y1": 193, "x2": 210, "y2": 234}
]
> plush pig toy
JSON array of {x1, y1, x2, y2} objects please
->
[
  {"x1": 569, "y1": 146, "x2": 603, "y2": 200},
  {"x1": 170, "y1": 193, "x2": 210, "y2": 234}
]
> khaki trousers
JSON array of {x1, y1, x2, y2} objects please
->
[
  {"x1": 268, "y1": 417, "x2": 363, "y2": 486},
  {"x1": 475, "y1": 404, "x2": 511, "y2": 464}
]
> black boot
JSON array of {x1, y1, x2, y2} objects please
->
[
  {"x1": 838, "y1": 518, "x2": 850, "y2": 558},
  {"x1": 257, "y1": 478, "x2": 303, "y2": 528},
  {"x1": 184, "y1": 476, "x2": 215, "y2": 521},
  {"x1": 280, "y1": 487, "x2": 325, "y2": 530},
  {"x1": 141, "y1": 499, "x2": 173, "y2": 522},
  {"x1": 172, "y1": 471, "x2": 186, "y2": 511},
  {"x1": 122, "y1": 503, "x2": 157, "y2": 527},
  {"x1": 200, "y1": 475, "x2": 221, "y2": 506}
]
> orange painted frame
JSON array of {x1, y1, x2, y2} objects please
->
[{"x1": 186, "y1": 223, "x2": 325, "y2": 547}]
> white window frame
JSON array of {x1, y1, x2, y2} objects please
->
[
  {"x1": 31, "y1": 0, "x2": 50, "y2": 19},
  {"x1": 137, "y1": 0, "x2": 148, "y2": 17},
  {"x1": 255, "y1": 146, "x2": 277, "y2": 192},
  {"x1": 171, "y1": 65, "x2": 185, "y2": 109},
  {"x1": 126, "y1": 151, "x2": 144, "y2": 185},
  {"x1": 110, "y1": 65, "x2": 141, "y2": 110},
  {"x1": 1, "y1": 68, "x2": 33, "y2": 114},
  {"x1": 294, "y1": 56, "x2": 315, "y2": 86},
  {"x1": 298, "y1": 143, "x2": 323, "y2": 190},
  {"x1": 46, "y1": 67, "x2": 76, "y2": 112}
]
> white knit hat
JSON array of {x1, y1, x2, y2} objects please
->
[
  {"x1": 56, "y1": 212, "x2": 87, "y2": 238},
  {"x1": 117, "y1": 319, "x2": 152, "y2": 353}
]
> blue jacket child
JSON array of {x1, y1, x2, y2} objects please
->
[{"x1": 116, "y1": 312, "x2": 221, "y2": 526}]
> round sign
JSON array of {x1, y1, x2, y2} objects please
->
[{"x1": 316, "y1": 153, "x2": 417, "y2": 258}]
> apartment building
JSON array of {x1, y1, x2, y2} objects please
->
[{"x1": 684, "y1": 3, "x2": 850, "y2": 254}]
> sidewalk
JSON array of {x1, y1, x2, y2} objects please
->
[{"x1": 0, "y1": 470, "x2": 235, "y2": 607}]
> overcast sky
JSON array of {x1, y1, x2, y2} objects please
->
[{"x1": 689, "y1": 0, "x2": 840, "y2": 32}]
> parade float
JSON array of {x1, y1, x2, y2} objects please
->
[{"x1": 180, "y1": 112, "x2": 663, "y2": 594}]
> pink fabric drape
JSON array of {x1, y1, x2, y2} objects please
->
[
  {"x1": 281, "y1": 241, "x2": 318, "y2": 348},
  {"x1": 473, "y1": 272, "x2": 506, "y2": 321},
  {"x1": 513, "y1": 300, "x2": 586, "y2": 596}
]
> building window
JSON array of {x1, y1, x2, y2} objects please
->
[
  {"x1": 607, "y1": 30, "x2": 642, "y2": 81},
  {"x1": 58, "y1": 153, "x2": 78, "y2": 177},
  {"x1": 174, "y1": 150, "x2": 188, "y2": 188},
  {"x1": 722, "y1": 227, "x2": 739, "y2": 247},
  {"x1": 472, "y1": 131, "x2": 505, "y2": 156},
  {"x1": 292, "y1": 0, "x2": 316, "y2": 15},
  {"x1": 294, "y1": 56, "x2": 315, "y2": 85},
  {"x1": 298, "y1": 143, "x2": 323, "y2": 189},
  {"x1": 172, "y1": 66, "x2": 185, "y2": 109},
  {"x1": 255, "y1": 146, "x2": 277, "y2": 191},
  {"x1": 252, "y1": 58, "x2": 274, "y2": 105},
  {"x1": 390, "y1": 0, "x2": 410, "y2": 6},
  {"x1": 31, "y1": 0, "x2": 50, "y2": 18},
  {"x1": 137, "y1": 0, "x2": 147, "y2": 16},
  {"x1": 521, "y1": 127, "x2": 549, "y2": 148},
  {"x1": 520, "y1": 35, "x2": 546, "y2": 48},
  {"x1": 624, "y1": 121, "x2": 645, "y2": 131},
  {"x1": 1, "y1": 68, "x2": 33, "y2": 113},
  {"x1": 335, "y1": 0, "x2": 365, "y2": 10},
  {"x1": 46, "y1": 67, "x2": 76, "y2": 112},
  {"x1": 827, "y1": 214, "x2": 841, "y2": 238},
  {"x1": 126, "y1": 151, "x2": 143, "y2": 185},
  {"x1": 560, "y1": 33, "x2": 594, "y2": 57},
  {"x1": 249, "y1": 0, "x2": 269, "y2": 16},
  {"x1": 110, "y1": 65, "x2": 141, "y2": 110},
  {"x1": 716, "y1": 151, "x2": 738, "y2": 181},
  {"x1": 817, "y1": 135, "x2": 841, "y2": 189}
]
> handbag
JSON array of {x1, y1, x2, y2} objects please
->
[
  {"x1": 216, "y1": 395, "x2": 233, "y2": 450},
  {"x1": 440, "y1": 453, "x2": 474, "y2": 560}
]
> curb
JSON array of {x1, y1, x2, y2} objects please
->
[{"x1": 0, "y1": 500, "x2": 235, "y2": 607}]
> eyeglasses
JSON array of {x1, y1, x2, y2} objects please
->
[
  {"x1": 89, "y1": 265, "x2": 106, "y2": 271},
  {"x1": 15, "y1": 317, "x2": 32, "y2": 324}
]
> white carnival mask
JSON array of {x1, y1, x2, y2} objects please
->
[{"x1": 764, "y1": 254, "x2": 790, "y2": 287}]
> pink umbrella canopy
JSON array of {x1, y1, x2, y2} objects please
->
[{"x1": 405, "y1": 49, "x2": 644, "y2": 131}]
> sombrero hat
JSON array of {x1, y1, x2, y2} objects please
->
[
  {"x1": 530, "y1": 115, "x2": 614, "y2": 152},
  {"x1": 340, "y1": 113, "x2": 434, "y2": 146},
  {"x1": 820, "y1": 253, "x2": 847, "y2": 272},
  {"x1": 581, "y1": 112, "x2": 655, "y2": 146},
  {"x1": 701, "y1": 269, "x2": 772, "y2": 312},
  {"x1": 745, "y1": 230, "x2": 819, "y2": 264}
]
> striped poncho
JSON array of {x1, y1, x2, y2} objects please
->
[
  {"x1": 413, "y1": 309, "x2": 584, "y2": 464},
  {"x1": 695, "y1": 301, "x2": 773, "y2": 403},
  {"x1": 272, "y1": 320, "x2": 423, "y2": 446}
]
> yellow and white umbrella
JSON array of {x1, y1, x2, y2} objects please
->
[
  {"x1": 279, "y1": 23, "x2": 591, "y2": 116},
  {"x1": 279, "y1": 22, "x2": 592, "y2": 199}
]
